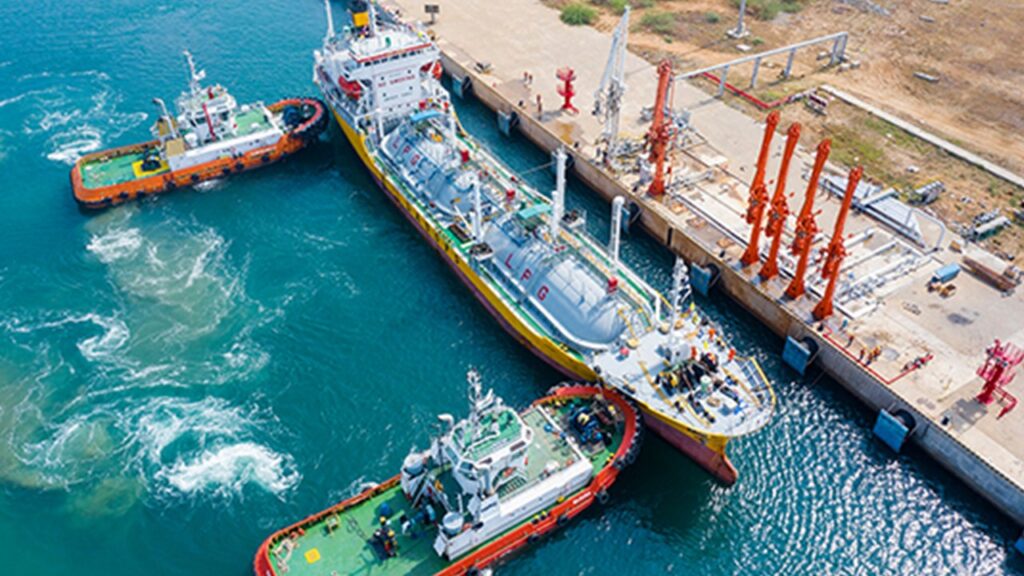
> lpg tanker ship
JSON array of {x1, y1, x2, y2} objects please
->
[
  {"x1": 312, "y1": 1, "x2": 774, "y2": 484},
  {"x1": 71, "y1": 51, "x2": 327, "y2": 209},
  {"x1": 254, "y1": 373, "x2": 641, "y2": 575}
]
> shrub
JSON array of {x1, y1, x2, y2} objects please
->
[
  {"x1": 608, "y1": 0, "x2": 629, "y2": 14},
  {"x1": 732, "y1": 0, "x2": 804, "y2": 21},
  {"x1": 634, "y1": 0, "x2": 656, "y2": 7},
  {"x1": 561, "y1": 3, "x2": 598, "y2": 25},
  {"x1": 640, "y1": 10, "x2": 675, "y2": 35},
  {"x1": 704, "y1": 11, "x2": 720, "y2": 23}
]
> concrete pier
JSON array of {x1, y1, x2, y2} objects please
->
[{"x1": 388, "y1": 0, "x2": 1024, "y2": 527}]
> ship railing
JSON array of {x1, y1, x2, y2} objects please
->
[{"x1": 731, "y1": 358, "x2": 772, "y2": 408}]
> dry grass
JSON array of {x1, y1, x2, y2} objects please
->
[{"x1": 566, "y1": 0, "x2": 1024, "y2": 257}]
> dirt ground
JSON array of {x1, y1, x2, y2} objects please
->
[{"x1": 549, "y1": 0, "x2": 1024, "y2": 257}]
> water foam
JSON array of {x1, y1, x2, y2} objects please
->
[
  {"x1": 86, "y1": 227, "x2": 142, "y2": 264},
  {"x1": 11, "y1": 394, "x2": 298, "y2": 503},
  {"x1": 156, "y1": 442, "x2": 299, "y2": 498},
  {"x1": 9, "y1": 69, "x2": 147, "y2": 164}
]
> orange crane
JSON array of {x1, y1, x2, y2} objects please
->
[
  {"x1": 647, "y1": 60, "x2": 673, "y2": 196},
  {"x1": 740, "y1": 111, "x2": 780, "y2": 266},
  {"x1": 784, "y1": 139, "x2": 830, "y2": 300},
  {"x1": 759, "y1": 122, "x2": 801, "y2": 280},
  {"x1": 812, "y1": 165, "x2": 862, "y2": 320}
]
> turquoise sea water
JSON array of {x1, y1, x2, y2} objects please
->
[{"x1": 0, "y1": 1, "x2": 1021, "y2": 574}]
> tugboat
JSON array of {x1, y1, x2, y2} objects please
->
[
  {"x1": 312, "y1": 2, "x2": 774, "y2": 484},
  {"x1": 253, "y1": 371, "x2": 642, "y2": 576},
  {"x1": 70, "y1": 50, "x2": 328, "y2": 209}
]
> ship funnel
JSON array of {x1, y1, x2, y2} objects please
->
[
  {"x1": 550, "y1": 147, "x2": 567, "y2": 243},
  {"x1": 351, "y1": 1, "x2": 372, "y2": 33}
]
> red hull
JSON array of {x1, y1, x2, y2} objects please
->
[{"x1": 644, "y1": 411, "x2": 738, "y2": 485}]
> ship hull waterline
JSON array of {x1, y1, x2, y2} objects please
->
[{"x1": 329, "y1": 107, "x2": 739, "y2": 485}]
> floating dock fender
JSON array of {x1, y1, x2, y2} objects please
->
[
  {"x1": 624, "y1": 200, "x2": 642, "y2": 232},
  {"x1": 782, "y1": 335, "x2": 819, "y2": 375},
  {"x1": 690, "y1": 262, "x2": 720, "y2": 297},
  {"x1": 497, "y1": 110, "x2": 519, "y2": 136},
  {"x1": 596, "y1": 490, "x2": 609, "y2": 505},
  {"x1": 453, "y1": 74, "x2": 473, "y2": 99},
  {"x1": 873, "y1": 407, "x2": 916, "y2": 453}
]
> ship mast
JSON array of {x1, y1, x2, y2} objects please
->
[
  {"x1": 550, "y1": 147, "x2": 567, "y2": 243},
  {"x1": 472, "y1": 177, "x2": 483, "y2": 240},
  {"x1": 609, "y1": 196, "x2": 625, "y2": 270},
  {"x1": 667, "y1": 257, "x2": 691, "y2": 362},
  {"x1": 183, "y1": 50, "x2": 205, "y2": 98}
]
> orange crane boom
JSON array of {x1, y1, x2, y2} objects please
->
[
  {"x1": 759, "y1": 122, "x2": 801, "y2": 280},
  {"x1": 812, "y1": 165, "x2": 862, "y2": 320},
  {"x1": 784, "y1": 139, "x2": 830, "y2": 300},
  {"x1": 647, "y1": 60, "x2": 673, "y2": 197},
  {"x1": 740, "y1": 111, "x2": 780, "y2": 266}
]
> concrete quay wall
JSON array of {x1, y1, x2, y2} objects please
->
[{"x1": 443, "y1": 55, "x2": 1024, "y2": 527}]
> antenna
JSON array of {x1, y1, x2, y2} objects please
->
[
  {"x1": 324, "y1": 0, "x2": 335, "y2": 41},
  {"x1": 550, "y1": 147, "x2": 567, "y2": 243},
  {"x1": 183, "y1": 50, "x2": 205, "y2": 97}
]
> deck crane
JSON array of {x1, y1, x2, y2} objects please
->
[
  {"x1": 812, "y1": 165, "x2": 862, "y2": 320},
  {"x1": 647, "y1": 60, "x2": 673, "y2": 196},
  {"x1": 784, "y1": 139, "x2": 830, "y2": 300},
  {"x1": 593, "y1": 7, "x2": 631, "y2": 155}
]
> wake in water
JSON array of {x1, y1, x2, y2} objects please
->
[
  {"x1": 10, "y1": 394, "x2": 299, "y2": 506},
  {"x1": 3, "y1": 69, "x2": 147, "y2": 165},
  {"x1": 0, "y1": 209, "x2": 292, "y2": 513}
]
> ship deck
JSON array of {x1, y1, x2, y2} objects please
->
[
  {"x1": 236, "y1": 106, "x2": 275, "y2": 136},
  {"x1": 79, "y1": 147, "x2": 163, "y2": 189},
  {"x1": 265, "y1": 399, "x2": 622, "y2": 576},
  {"x1": 78, "y1": 107, "x2": 276, "y2": 190},
  {"x1": 386, "y1": 0, "x2": 1024, "y2": 523}
]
